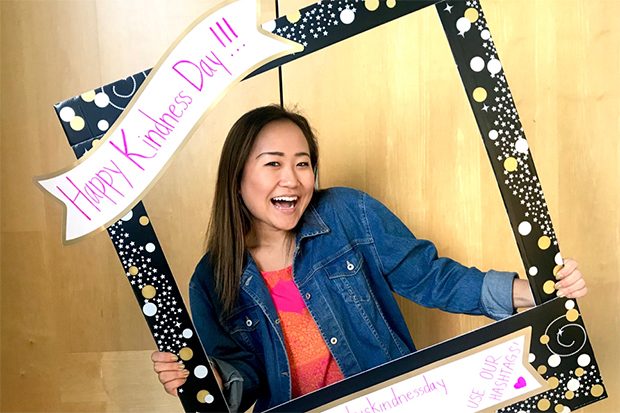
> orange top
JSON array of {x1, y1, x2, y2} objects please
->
[{"x1": 261, "y1": 266, "x2": 344, "y2": 398}]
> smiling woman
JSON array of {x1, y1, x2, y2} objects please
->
[{"x1": 150, "y1": 105, "x2": 586, "y2": 413}]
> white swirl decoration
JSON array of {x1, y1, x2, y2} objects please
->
[{"x1": 544, "y1": 314, "x2": 587, "y2": 357}]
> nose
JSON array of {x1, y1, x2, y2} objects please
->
[{"x1": 279, "y1": 165, "x2": 299, "y2": 187}]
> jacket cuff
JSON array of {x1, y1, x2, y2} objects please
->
[
  {"x1": 210, "y1": 357, "x2": 244, "y2": 413},
  {"x1": 480, "y1": 270, "x2": 518, "y2": 321}
]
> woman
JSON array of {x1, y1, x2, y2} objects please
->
[{"x1": 152, "y1": 105, "x2": 587, "y2": 412}]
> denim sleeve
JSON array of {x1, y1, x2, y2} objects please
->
[
  {"x1": 361, "y1": 192, "x2": 516, "y2": 319},
  {"x1": 209, "y1": 357, "x2": 244, "y2": 412}
]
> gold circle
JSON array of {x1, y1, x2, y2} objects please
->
[
  {"x1": 538, "y1": 236, "x2": 551, "y2": 250},
  {"x1": 365, "y1": 0, "x2": 379, "y2": 11},
  {"x1": 142, "y1": 285, "x2": 156, "y2": 299},
  {"x1": 197, "y1": 390, "x2": 210, "y2": 403},
  {"x1": 553, "y1": 264, "x2": 564, "y2": 276},
  {"x1": 537, "y1": 398, "x2": 550, "y2": 411},
  {"x1": 575, "y1": 367, "x2": 584, "y2": 377},
  {"x1": 91, "y1": 139, "x2": 101, "y2": 150},
  {"x1": 555, "y1": 404, "x2": 564, "y2": 413},
  {"x1": 139, "y1": 216, "x2": 150, "y2": 226},
  {"x1": 538, "y1": 365, "x2": 548, "y2": 375},
  {"x1": 548, "y1": 376, "x2": 559, "y2": 389},
  {"x1": 566, "y1": 308, "x2": 579, "y2": 322},
  {"x1": 286, "y1": 10, "x2": 301, "y2": 23},
  {"x1": 81, "y1": 90, "x2": 96, "y2": 102},
  {"x1": 386, "y1": 0, "x2": 396, "y2": 8},
  {"x1": 591, "y1": 384, "x2": 604, "y2": 397},
  {"x1": 129, "y1": 266, "x2": 139, "y2": 276},
  {"x1": 540, "y1": 334, "x2": 550, "y2": 344},
  {"x1": 179, "y1": 347, "x2": 194, "y2": 361},
  {"x1": 473, "y1": 87, "x2": 487, "y2": 102},
  {"x1": 565, "y1": 390, "x2": 574, "y2": 399},
  {"x1": 464, "y1": 8, "x2": 479, "y2": 23},
  {"x1": 543, "y1": 280, "x2": 556, "y2": 295},
  {"x1": 70, "y1": 116, "x2": 85, "y2": 131},
  {"x1": 504, "y1": 157, "x2": 518, "y2": 172}
]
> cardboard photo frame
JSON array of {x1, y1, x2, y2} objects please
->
[{"x1": 46, "y1": 0, "x2": 607, "y2": 412}]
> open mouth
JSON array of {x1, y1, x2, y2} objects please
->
[{"x1": 271, "y1": 196, "x2": 298, "y2": 210}]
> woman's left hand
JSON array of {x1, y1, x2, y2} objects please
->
[{"x1": 555, "y1": 258, "x2": 588, "y2": 299}]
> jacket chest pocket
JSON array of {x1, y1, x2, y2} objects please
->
[
  {"x1": 224, "y1": 305, "x2": 262, "y2": 354},
  {"x1": 323, "y1": 249, "x2": 371, "y2": 303}
]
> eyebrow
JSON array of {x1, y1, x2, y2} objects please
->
[{"x1": 256, "y1": 151, "x2": 311, "y2": 159}]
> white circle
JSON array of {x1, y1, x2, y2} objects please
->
[
  {"x1": 98, "y1": 119, "x2": 109, "y2": 131},
  {"x1": 487, "y1": 58, "x2": 502, "y2": 75},
  {"x1": 518, "y1": 221, "x2": 532, "y2": 236},
  {"x1": 565, "y1": 300, "x2": 575, "y2": 310},
  {"x1": 560, "y1": 407, "x2": 571, "y2": 413},
  {"x1": 146, "y1": 243, "x2": 156, "y2": 253},
  {"x1": 577, "y1": 354, "x2": 591, "y2": 367},
  {"x1": 194, "y1": 365, "x2": 208, "y2": 379},
  {"x1": 456, "y1": 17, "x2": 471, "y2": 35},
  {"x1": 340, "y1": 9, "x2": 355, "y2": 24},
  {"x1": 488, "y1": 130, "x2": 499, "y2": 140},
  {"x1": 548, "y1": 354, "x2": 561, "y2": 368},
  {"x1": 515, "y1": 138, "x2": 529, "y2": 153},
  {"x1": 183, "y1": 329, "x2": 193, "y2": 338},
  {"x1": 59, "y1": 106, "x2": 76, "y2": 122},
  {"x1": 470, "y1": 56, "x2": 485, "y2": 72},
  {"x1": 529, "y1": 266, "x2": 538, "y2": 276},
  {"x1": 529, "y1": 353, "x2": 536, "y2": 363},
  {"x1": 121, "y1": 210, "x2": 133, "y2": 221},
  {"x1": 262, "y1": 20, "x2": 276, "y2": 32},
  {"x1": 204, "y1": 394, "x2": 214, "y2": 404},
  {"x1": 481, "y1": 29, "x2": 491, "y2": 40},
  {"x1": 143, "y1": 302, "x2": 157, "y2": 316},
  {"x1": 555, "y1": 252, "x2": 563, "y2": 266},
  {"x1": 567, "y1": 378, "x2": 580, "y2": 391},
  {"x1": 94, "y1": 92, "x2": 110, "y2": 108}
]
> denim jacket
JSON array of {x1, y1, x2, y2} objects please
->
[{"x1": 189, "y1": 187, "x2": 516, "y2": 412}]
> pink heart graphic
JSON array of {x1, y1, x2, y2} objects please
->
[{"x1": 514, "y1": 377, "x2": 527, "y2": 389}]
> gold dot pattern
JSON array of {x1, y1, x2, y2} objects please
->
[
  {"x1": 591, "y1": 384, "x2": 604, "y2": 397},
  {"x1": 386, "y1": 0, "x2": 396, "y2": 8},
  {"x1": 286, "y1": 11, "x2": 301, "y2": 23},
  {"x1": 91, "y1": 139, "x2": 101, "y2": 149},
  {"x1": 129, "y1": 266, "x2": 139, "y2": 276},
  {"x1": 540, "y1": 334, "x2": 550, "y2": 344},
  {"x1": 179, "y1": 347, "x2": 194, "y2": 361},
  {"x1": 553, "y1": 264, "x2": 563, "y2": 276},
  {"x1": 543, "y1": 280, "x2": 556, "y2": 295},
  {"x1": 566, "y1": 308, "x2": 579, "y2": 322},
  {"x1": 555, "y1": 404, "x2": 564, "y2": 413},
  {"x1": 565, "y1": 390, "x2": 574, "y2": 399},
  {"x1": 365, "y1": 0, "x2": 379, "y2": 11},
  {"x1": 142, "y1": 285, "x2": 156, "y2": 299},
  {"x1": 81, "y1": 90, "x2": 96, "y2": 102},
  {"x1": 473, "y1": 87, "x2": 487, "y2": 102},
  {"x1": 538, "y1": 365, "x2": 547, "y2": 374},
  {"x1": 464, "y1": 8, "x2": 479, "y2": 23},
  {"x1": 504, "y1": 157, "x2": 518, "y2": 172},
  {"x1": 70, "y1": 116, "x2": 85, "y2": 131},
  {"x1": 537, "y1": 398, "x2": 550, "y2": 411},
  {"x1": 575, "y1": 367, "x2": 584, "y2": 377},
  {"x1": 538, "y1": 236, "x2": 551, "y2": 250},
  {"x1": 139, "y1": 216, "x2": 150, "y2": 226},
  {"x1": 548, "y1": 376, "x2": 559, "y2": 389},
  {"x1": 197, "y1": 390, "x2": 210, "y2": 403}
]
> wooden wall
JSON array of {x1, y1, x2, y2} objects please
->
[{"x1": 1, "y1": 1, "x2": 618, "y2": 412}]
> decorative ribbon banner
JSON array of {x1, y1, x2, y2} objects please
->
[
  {"x1": 314, "y1": 328, "x2": 547, "y2": 413},
  {"x1": 34, "y1": 0, "x2": 302, "y2": 244}
]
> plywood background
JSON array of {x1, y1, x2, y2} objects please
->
[{"x1": 1, "y1": 1, "x2": 618, "y2": 412}]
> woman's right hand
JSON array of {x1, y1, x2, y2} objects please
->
[{"x1": 151, "y1": 351, "x2": 189, "y2": 396}]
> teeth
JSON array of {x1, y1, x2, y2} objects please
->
[{"x1": 272, "y1": 196, "x2": 298, "y2": 201}]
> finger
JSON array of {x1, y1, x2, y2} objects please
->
[
  {"x1": 557, "y1": 278, "x2": 586, "y2": 298},
  {"x1": 153, "y1": 361, "x2": 185, "y2": 374},
  {"x1": 555, "y1": 269, "x2": 583, "y2": 291},
  {"x1": 568, "y1": 286, "x2": 588, "y2": 299},
  {"x1": 556, "y1": 258, "x2": 578, "y2": 280},
  {"x1": 158, "y1": 369, "x2": 190, "y2": 386},
  {"x1": 152, "y1": 351, "x2": 178, "y2": 363},
  {"x1": 164, "y1": 377, "x2": 188, "y2": 397}
]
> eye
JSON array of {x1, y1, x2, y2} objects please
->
[
  {"x1": 297, "y1": 161, "x2": 310, "y2": 167},
  {"x1": 265, "y1": 161, "x2": 280, "y2": 167}
]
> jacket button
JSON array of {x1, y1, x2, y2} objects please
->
[
  {"x1": 305, "y1": 293, "x2": 311, "y2": 300},
  {"x1": 330, "y1": 337, "x2": 338, "y2": 345},
  {"x1": 347, "y1": 261, "x2": 354, "y2": 271},
  {"x1": 275, "y1": 319, "x2": 281, "y2": 324},
  {"x1": 246, "y1": 319, "x2": 253, "y2": 327}
]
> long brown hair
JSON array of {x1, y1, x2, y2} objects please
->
[{"x1": 206, "y1": 105, "x2": 319, "y2": 316}]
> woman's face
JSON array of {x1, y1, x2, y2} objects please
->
[{"x1": 240, "y1": 120, "x2": 315, "y2": 239}]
